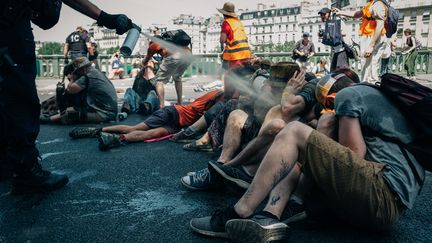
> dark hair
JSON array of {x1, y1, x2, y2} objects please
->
[
  {"x1": 333, "y1": 68, "x2": 360, "y2": 84},
  {"x1": 328, "y1": 71, "x2": 359, "y2": 94},
  {"x1": 404, "y1": 28, "x2": 412, "y2": 35}
]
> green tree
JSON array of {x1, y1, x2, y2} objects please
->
[{"x1": 38, "y1": 42, "x2": 63, "y2": 55}]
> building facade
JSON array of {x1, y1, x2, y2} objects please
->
[{"x1": 85, "y1": 1, "x2": 431, "y2": 55}]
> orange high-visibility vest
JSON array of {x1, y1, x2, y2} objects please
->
[
  {"x1": 223, "y1": 18, "x2": 251, "y2": 61},
  {"x1": 359, "y1": 0, "x2": 386, "y2": 37}
]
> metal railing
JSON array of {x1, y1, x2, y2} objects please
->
[{"x1": 36, "y1": 50, "x2": 432, "y2": 79}]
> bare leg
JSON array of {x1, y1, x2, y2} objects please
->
[
  {"x1": 123, "y1": 127, "x2": 170, "y2": 142},
  {"x1": 218, "y1": 110, "x2": 248, "y2": 163},
  {"x1": 156, "y1": 81, "x2": 165, "y2": 108},
  {"x1": 102, "y1": 122, "x2": 149, "y2": 134},
  {"x1": 175, "y1": 81, "x2": 182, "y2": 105},
  {"x1": 225, "y1": 119, "x2": 286, "y2": 167},
  {"x1": 263, "y1": 163, "x2": 302, "y2": 218},
  {"x1": 190, "y1": 115, "x2": 207, "y2": 132},
  {"x1": 194, "y1": 132, "x2": 210, "y2": 146},
  {"x1": 233, "y1": 121, "x2": 313, "y2": 218}
]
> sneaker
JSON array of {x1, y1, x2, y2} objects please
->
[
  {"x1": 190, "y1": 206, "x2": 239, "y2": 238},
  {"x1": 226, "y1": 214, "x2": 290, "y2": 243},
  {"x1": 98, "y1": 132, "x2": 124, "y2": 151},
  {"x1": 170, "y1": 129, "x2": 197, "y2": 143},
  {"x1": 69, "y1": 127, "x2": 102, "y2": 139},
  {"x1": 208, "y1": 161, "x2": 253, "y2": 189},
  {"x1": 12, "y1": 163, "x2": 69, "y2": 194},
  {"x1": 281, "y1": 200, "x2": 307, "y2": 224},
  {"x1": 181, "y1": 168, "x2": 217, "y2": 190}
]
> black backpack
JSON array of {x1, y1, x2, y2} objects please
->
[
  {"x1": 322, "y1": 15, "x2": 342, "y2": 47},
  {"x1": 375, "y1": 0, "x2": 399, "y2": 38},
  {"x1": 367, "y1": 73, "x2": 432, "y2": 174},
  {"x1": 161, "y1": 29, "x2": 191, "y2": 47}
]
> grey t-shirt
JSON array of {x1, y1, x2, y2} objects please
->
[
  {"x1": 335, "y1": 85, "x2": 425, "y2": 209},
  {"x1": 75, "y1": 67, "x2": 118, "y2": 120}
]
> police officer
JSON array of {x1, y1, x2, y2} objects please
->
[
  {"x1": 64, "y1": 26, "x2": 91, "y2": 62},
  {"x1": 0, "y1": 0, "x2": 135, "y2": 193}
]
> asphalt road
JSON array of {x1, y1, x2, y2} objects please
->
[{"x1": 0, "y1": 75, "x2": 432, "y2": 242}]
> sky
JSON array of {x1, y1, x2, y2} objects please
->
[{"x1": 33, "y1": 0, "x2": 300, "y2": 42}]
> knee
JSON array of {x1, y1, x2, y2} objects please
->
[
  {"x1": 227, "y1": 109, "x2": 247, "y2": 129},
  {"x1": 264, "y1": 119, "x2": 286, "y2": 136},
  {"x1": 275, "y1": 121, "x2": 307, "y2": 142}
]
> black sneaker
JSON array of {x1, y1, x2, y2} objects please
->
[
  {"x1": 69, "y1": 127, "x2": 102, "y2": 139},
  {"x1": 190, "y1": 206, "x2": 240, "y2": 238},
  {"x1": 226, "y1": 214, "x2": 290, "y2": 243},
  {"x1": 180, "y1": 168, "x2": 222, "y2": 190},
  {"x1": 208, "y1": 161, "x2": 253, "y2": 189},
  {"x1": 12, "y1": 163, "x2": 69, "y2": 194},
  {"x1": 169, "y1": 129, "x2": 197, "y2": 143},
  {"x1": 281, "y1": 200, "x2": 307, "y2": 224},
  {"x1": 98, "y1": 132, "x2": 124, "y2": 151}
]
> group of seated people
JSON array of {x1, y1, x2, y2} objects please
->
[{"x1": 40, "y1": 56, "x2": 425, "y2": 242}]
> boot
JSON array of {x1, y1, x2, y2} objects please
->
[{"x1": 12, "y1": 162, "x2": 69, "y2": 194}]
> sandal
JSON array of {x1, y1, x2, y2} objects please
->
[{"x1": 183, "y1": 141, "x2": 213, "y2": 152}]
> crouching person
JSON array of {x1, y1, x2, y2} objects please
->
[{"x1": 41, "y1": 57, "x2": 118, "y2": 124}]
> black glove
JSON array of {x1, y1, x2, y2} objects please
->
[
  {"x1": 64, "y1": 58, "x2": 69, "y2": 65},
  {"x1": 97, "y1": 11, "x2": 134, "y2": 35}
]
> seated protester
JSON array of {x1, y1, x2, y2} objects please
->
[
  {"x1": 181, "y1": 62, "x2": 301, "y2": 190},
  {"x1": 121, "y1": 60, "x2": 159, "y2": 115},
  {"x1": 189, "y1": 73, "x2": 422, "y2": 242},
  {"x1": 108, "y1": 51, "x2": 125, "y2": 80},
  {"x1": 170, "y1": 64, "x2": 258, "y2": 143},
  {"x1": 69, "y1": 89, "x2": 224, "y2": 151},
  {"x1": 314, "y1": 57, "x2": 330, "y2": 78},
  {"x1": 130, "y1": 52, "x2": 143, "y2": 78},
  {"x1": 41, "y1": 57, "x2": 118, "y2": 124},
  {"x1": 206, "y1": 71, "x2": 360, "y2": 191}
]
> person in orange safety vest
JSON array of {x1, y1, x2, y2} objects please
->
[{"x1": 333, "y1": 0, "x2": 389, "y2": 83}]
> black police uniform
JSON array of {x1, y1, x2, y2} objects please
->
[
  {"x1": 66, "y1": 31, "x2": 89, "y2": 60},
  {"x1": 0, "y1": 16, "x2": 41, "y2": 176}
]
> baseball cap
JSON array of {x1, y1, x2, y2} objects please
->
[
  {"x1": 315, "y1": 73, "x2": 345, "y2": 106},
  {"x1": 318, "y1": 7, "x2": 331, "y2": 15},
  {"x1": 302, "y1": 32, "x2": 310, "y2": 37}
]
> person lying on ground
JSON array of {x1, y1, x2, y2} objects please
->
[
  {"x1": 69, "y1": 89, "x2": 224, "y2": 151},
  {"x1": 40, "y1": 57, "x2": 118, "y2": 124},
  {"x1": 190, "y1": 76, "x2": 424, "y2": 242}
]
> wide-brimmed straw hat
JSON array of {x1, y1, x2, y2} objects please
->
[
  {"x1": 217, "y1": 2, "x2": 238, "y2": 18},
  {"x1": 266, "y1": 62, "x2": 300, "y2": 88}
]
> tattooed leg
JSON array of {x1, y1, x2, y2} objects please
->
[
  {"x1": 263, "y1": 163, "x2": 302, "y2": 218},
  {"x1": 234, "y1": 121, "x2": 313, "y2": 218}
]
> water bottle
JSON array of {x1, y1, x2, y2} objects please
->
[
  {"x1": 120, "y1": 24, "x2": 141, "y2": 56},
  {"x1": 117, "y1": 112, "x2": 128, "y2": 121}
]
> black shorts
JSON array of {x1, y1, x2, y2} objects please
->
[
  {"x1": 240, "y1": 115, "x2": 261, "y2": 148},
  {"x1": 143, "y1": 106, "x2": 180, "y2": 134}
]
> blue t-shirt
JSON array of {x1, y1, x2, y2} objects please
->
[{"x1": 335, "y1": 85, "x2": 425, "y2": 209}]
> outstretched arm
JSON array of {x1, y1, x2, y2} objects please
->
[
  {"x1": 61, "y1": 0, "x2": 101, "y2": 19},
  {"x1": 61, "y1": 0, "x2": 134, "y2": 35}
]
